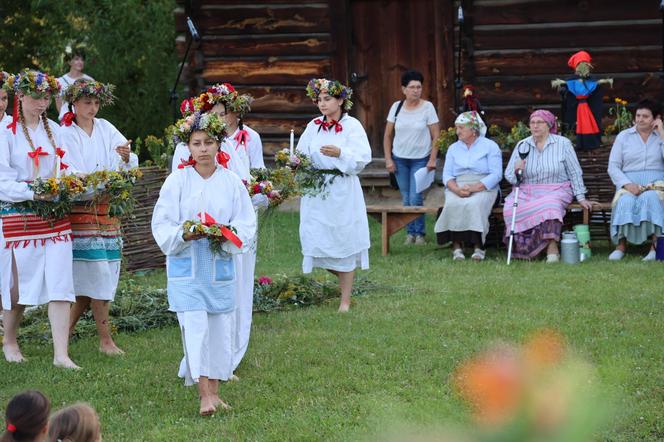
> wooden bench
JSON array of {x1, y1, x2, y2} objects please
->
[
  {"x1": 367, "y1": 147, "x2": 617, "y2": 255},
  {"x1": 366, "y1": 202, "x2": 611, "y2": 256}
]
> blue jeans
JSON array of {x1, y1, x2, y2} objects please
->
[{"x1": 393, "y1": 154, "x2": 429, "y2": 236}]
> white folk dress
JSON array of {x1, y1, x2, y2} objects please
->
[
  {"x1": 223, "y1": 124, "x2": 265, "y2": 371},
  {"x1": 152, "y1": 165, "x2": 256, "y2": 385},
  {"x1": 60, "y1": 118, "x2": 138, "y2": 301},
  {"x1": 297, "y1": 114, "x2": 372, "y2": 273},
  {"x1": 0, "y1": 115, "x2": 11, "y2": 305},
  {"x1": 0, "y1": 119, "x2": 76, "y2": 309}
]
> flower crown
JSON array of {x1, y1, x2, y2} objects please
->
[
  {"x1": 305, "y1": 78, "x2": 353, "y2": 111},
  {"x1": 0, "y1": 71, "x2": 8, "y2": 88},
  {"x1": 173, "y1": 111, "x2": 229, "y2": 145},
  {"x1": 64, "y1": 79, "x2": 116, "y2": 107},
  {"x1": 180, "y1": 83, "x2": 254, "y2": 118},
  {"x1": 64, "y1": 41, "x2": 88, "y2": 61},
  {"x1": 2, "y1": 69, "x2": 60, "y2": 98}
]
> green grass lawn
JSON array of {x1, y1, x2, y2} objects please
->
[{"x1": 1, "y1": 212, "x2": 663, "y2": 441}]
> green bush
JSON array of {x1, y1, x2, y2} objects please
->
[{"x1": 0, "y1": 0, "x2": 177, "y2": 155}]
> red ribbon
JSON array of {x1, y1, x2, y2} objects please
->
[
  {"x1": 6, "y1": 423, "x2": 16, "y2": 433},
  {"x1": 233, "y1": 129, "x2": 250, "y2": 150},
  {"x1": 197, "y1": 211, "x2": 243, "y2": 249},
  {"x1": 216, "y1": 151, "x2": 230, "y2": 169},
  {"x1": 28, "y1": 146, "x2": 49, "y2": 169},
  {"x1": 61, "y1": 111, "x2": 76, "y2": 127},
  {"x1": 55, "y1": 147, "x2": 69, "y2": 170},
  {"x1": 6, "y1": 96, "x2": 18, "y2": 134},
  {"x1": 177, "y1": 156, "x2": 196, "y2": 169},
  {"x1": 314, "y1": 118, "x2": 342, "y2": 133}
]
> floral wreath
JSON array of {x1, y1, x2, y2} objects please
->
[
  {"x1": 64, "y1": 41, "x2": 88, "y2": 61},
  {"x1": 305, "y1": 78, "x2": 353, "y2": 111},
  {"x1": 2, "y1": 69, "x2": 60, "y2": 98},
  {"x1": 0, "y1": 71, "x2": 8, "y2": 89},
  {"x1": 173, "y1": 111, "x2": 229, "y2": 145},
  {"x1": 63, "y1": 79, "x2": 115, "y2": 107}
]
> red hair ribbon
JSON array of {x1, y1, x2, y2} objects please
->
[
  {"x1": 28, "y1": 146, "x2": 49, "y2": 169},
  {"x1": 6, "y1": 423, "x2": 16, "y2": 433},
  {"x1": 196, "y1": 211, "x2": 243, "y2": 249},
  {"x1": 177, "y1": 156, "x2": 196, "y2": 169},
  {"x1": 233, "y1": 129, "x2": 250, "y2": 150},
  {"x1": 6, "y1": 96, "x2": 18, "y2": 134},
  {"x1": 216, "y1": 150, "x2": 230, "y2": 169},
  {"x1": 55, "y1": 147, "x2": 69, "y2": 170},
  {"x1": 61, "y1": 111, "x2": 76, "y2": 127}
]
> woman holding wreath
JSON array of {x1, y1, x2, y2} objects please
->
[
  {"x1": 297, "y1": 78, "x2": 371, "y2": 312},
  {"x1": 152, "y1": 111, "x2": 256, "y2": 415},
  {"x1": 0, "y1": 70, "x2": 79, "y2": 368},
  {"x1": 59, "y1": 78, "x2": 137, "y2": 355}
]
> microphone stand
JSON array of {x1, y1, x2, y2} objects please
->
[{"x1": 170, "y1": 17, "x2": 201, "y2": 123}]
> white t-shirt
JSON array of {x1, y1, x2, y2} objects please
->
[
  {"x1": 386, "y1": 100, "x2": 439, "y2": 159},
  {"x1": 57, "y1": 73, "x2": 94, "y2": 120}
]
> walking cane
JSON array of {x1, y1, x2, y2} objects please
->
[{"x1": 507, "y1": 143, "x2": 531, "y2": 265}]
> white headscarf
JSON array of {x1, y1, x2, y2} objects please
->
[{"x1": 455, "y1": 111, "x2": 487, "y2": 137}]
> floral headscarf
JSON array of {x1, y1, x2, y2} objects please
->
[{"x1": 455, "y1": 111, "x2": 487, "y2": 137}]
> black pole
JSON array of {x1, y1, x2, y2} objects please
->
[
  {"x1": 660, "y1": 1, "x2": 664, "y2": 80},
  {"x1": 170, "y1": 37, "x2": 194, "y2": 123},
  {"x1": 454, "y1": 4, "x2": 464, "y2": 114}
]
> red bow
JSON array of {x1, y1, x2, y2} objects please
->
[
  {"x1": 233, "y1": 129, "x2": 250, "y2": 150},
  {"x1": 314, "y1": 118, "x2": 342, "y2": 133},
  {"x1": 28, "y1": 146, "x2": 49, "y2": 169},
  {"x1": 196, "y1": 211, "x2": 243, "y2": 249},
  {"x1": 6, "y1": 96, "x2": 18, "y2": 134},
  {"x1": 61, "y1": 111, "x2": 76, "y2": 127},
  {"x1": 6, "y1": 423, "x2": 16, "y2": 433},
  {"x1": 177, "y1": 156, "x2": 196, "y2": 169},
  {"x1": 55, "y1": 147, "x2": 69, "y2": 170},
  {"x1": 216, "y1": 151, "x2": 230, "y2": 169}
]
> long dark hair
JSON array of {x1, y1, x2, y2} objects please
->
[{"x1": 1, "y1": 391, "x2": 50, "y2": 442}]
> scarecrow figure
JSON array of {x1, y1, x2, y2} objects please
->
[
  {"x1": 551, "y1": 50, "x2": 613, "y2": 150},
  {"x1": 462, "y1": 84, "x2": 484, "y2": 115}
]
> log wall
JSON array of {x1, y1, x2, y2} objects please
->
[{"x1": 462, "y1": 0, "x2": 664, "y2": 127}]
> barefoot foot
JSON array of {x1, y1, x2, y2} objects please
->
[
  {"x1": 211, "y1": 395, "x2": 232, "y2": 411},
  {"x1": 53, "y1": 357, "x2": 81, "y2": 370},
  {"x1": 338, "y1": 302, "x2": 350, "y2": 313},
  {"x1": 99, "y1": 341, "x2": 125, "y2": 356},
  {"x1": 3, "y1": 344, "x2": 26, "y2": 363},
  {"x1": 199, "y1": 397, "x2": 216, "y2": 416}
]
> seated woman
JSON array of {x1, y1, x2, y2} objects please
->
[
  {"x1": 434, "y1": 111, "x2": 502, "y2": 261},
  {"x1": 608, "y1": 99, "x2": 664, "y2": 261},
  {"x1": 152, "y1": 111, "x2": 256, "y2": 415},
  {"x1": 503, "y1": 109, "x2": 592, "y2": 262}
]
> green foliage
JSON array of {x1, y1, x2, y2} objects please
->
[
  {"x1": 436, "y1": 126, "x2": 458, "y2": 155},
  {"x1": 606, "y1": 97, "x2": 632, "y2": 136},
  {"x1": 0, "y1": 0, "x2": 177, "y2": 146}
]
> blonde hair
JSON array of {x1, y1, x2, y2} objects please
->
[
  {"x1": 18, "y1": 99, "x2": 58, "y2": 152},
  {"x1": 47, "y1": 403, "x2": 100, "y2": 442}
]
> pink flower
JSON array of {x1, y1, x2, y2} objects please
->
[{"x1": 258, "y1": 276, "x2": 273, "y2": 285}]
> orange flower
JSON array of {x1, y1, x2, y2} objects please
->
[
  {"x1": 523, "y1": 329, "x2": 566, "y2": 370},
  {"x1": 453, "y1": 347, "x2": 524, "y2": 426}
]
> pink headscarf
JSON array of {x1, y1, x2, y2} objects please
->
[{"x1": 529, "y1": 109, "x2": 558, "y2": 134}]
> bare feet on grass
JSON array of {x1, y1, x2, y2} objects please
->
[
  {"x1": 99, "y1": 340, "x2": 125, "y2": 355},
  {"x1": 53, "y1": 357, "x2": 81, "y2": 370},
  {"x1": 199, "y1": 396, "x2": 217, "y2": 416},
  {"x1": 211, "y1": 395, "x2": 232, "y2": 411},
  {"x1": 3, "y1": 344, "x2": 26, "y2": 363},
  {"x1": 338, "y1": 301, "x2": 350, "y2": 313}
]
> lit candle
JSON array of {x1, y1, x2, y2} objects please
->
[{"x1": 289, "y1": 129, "x2": 294, "y2": 156}]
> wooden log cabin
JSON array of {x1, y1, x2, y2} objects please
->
[{"x1": 175, "y1": 0, "x2": 664, "y2": 165}]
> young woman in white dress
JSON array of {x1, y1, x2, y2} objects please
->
[
  {"x1": 297, "y1": 79, "x2": 372, "y2": 312},
  {"x1": 0, "y1": 70, "x2": 79, "y2": 368},
  {"x1": 59, "y1": 79, "x2": 137, "y2": 355}
]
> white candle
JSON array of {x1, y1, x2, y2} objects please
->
[
  {"x1": 55, "y1": 156, "x2": 61, "y2": 179},
  {"x1": 199, "y1": 191, "x2": 206, "y2": 224},
  {"x1": 290, "y1": 129, "x2": 294, "y2": 155}
]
